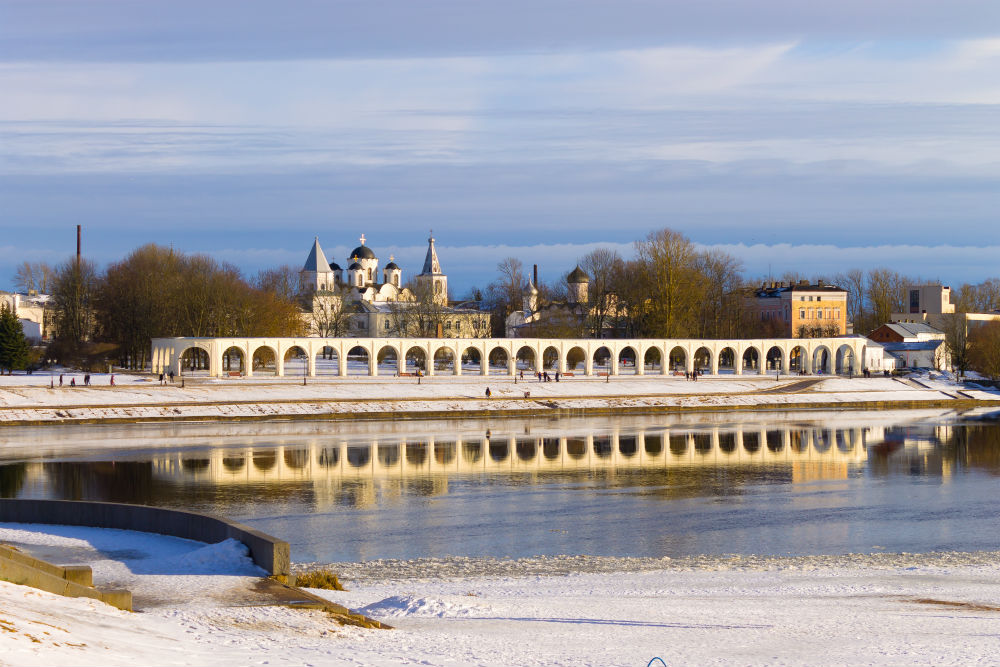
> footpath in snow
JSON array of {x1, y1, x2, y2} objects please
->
[
  {"x1": 0, "y1": 371, "x2": 996, "y2": 424},
  {"x1": 3, "y1": 523, "x2": 1000, "y2": 666}
]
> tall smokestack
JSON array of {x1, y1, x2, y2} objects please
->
[
  {"x1": 533, "y1": 264, "x2": 538, "y2": 288},
  {"x1": 76, "y1": 225, "x2": 81, "y2": 260}
]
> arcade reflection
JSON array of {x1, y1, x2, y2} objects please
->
[{"x1": 4, "y1": 417, "x2": 996, "y2": 512}]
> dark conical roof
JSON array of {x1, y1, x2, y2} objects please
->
[{"x1": 567, "y1": 265, "x2": 590, "y2": 283}]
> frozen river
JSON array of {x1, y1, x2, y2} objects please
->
[{"x1": 1, "y1": 407, "x2": 999, "y2": 564}]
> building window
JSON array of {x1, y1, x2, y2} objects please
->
[
  {"x1": 800, "y1": 309, "x2": 805, "y2": 319},
  {"x1": 384, "y1": 320, "x2": 389, "y2": 330}
]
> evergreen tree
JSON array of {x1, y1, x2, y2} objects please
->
[{"x1": 0, "y1": 303, "x2": 30, "y2": 374}]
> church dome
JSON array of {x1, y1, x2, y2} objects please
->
[
  {"x1": 384, "y1": 261, "x2": 400, "y2": 270},
  {"x1": 348, "y1": 261, "x2": 362, "y2": 270},
  {"x1": 567, "y1": 265, "x2": 590, "y2": 283},
  {"x1": 349, "y1": 245, "x2": 376, "y2": 260},
  {"x1": 522, "y1": 281, "x2": 538, "y2": 295},
  {"x1": 330, "y1": 262, "x2": 342, "y2": 271}
]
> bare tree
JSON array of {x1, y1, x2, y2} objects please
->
[
  {"x1": 970, "y1": 321, "x2": 1000, "y2": 380},
  {"x1": 13, "y1": 262, "x2": 53, "y2": 294},
  {"x1": 310, "y1": 287, "x2": 353, "y2": 338},
  {"x1": 579, "y1": 248, "x2": 623, "y2": 337}
]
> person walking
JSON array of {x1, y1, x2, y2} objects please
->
[
  {"x1": 110, "y1": 375, "x2": 115, "y2": 387},
  {"x1": 169, "y1": 370, "x2": 175, "y2": 383},
  {"x1": 59, "y1": 374, "x2": 63, "y2": 387},
  {"x1": 70, "y1": 378, "x2": 75, "y2": 387},
  {"x1": 485, "y1": 387, "x2": 491, "y2": 398}
]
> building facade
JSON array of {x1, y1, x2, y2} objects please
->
[{"x1": 748, "y1": 280, "x2": 849, "y2": 338}]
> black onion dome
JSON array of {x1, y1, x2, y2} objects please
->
[
  {"x1": 349, "y1": 245, "x2": 377, "y2": 260},
  {"x1": 348, "y1": 261, "x2": 362, "y2": 270},
  {"x1": 329, "y1": 262, "x2": 342, "y2": 271},
  {"x1": 384, "y1": 261, "x2": 400, "y2": 270}
]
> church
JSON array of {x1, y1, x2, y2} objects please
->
[{"x1": 299, "y1": 233, "x2": 488, "y2": 338}]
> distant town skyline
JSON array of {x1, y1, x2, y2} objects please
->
[{"x1": 3, "y1": 0, "x2": 1000, "y2": 291}]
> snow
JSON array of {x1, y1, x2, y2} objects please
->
[
  {"x1": 4, "y1": 523, "x2": 1000, "y2": 666},
  {"x1": 0, "y1": 372, "x2": 995, "y2": 424}
]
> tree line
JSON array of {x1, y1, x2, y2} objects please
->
[{"x1": 48, "y1": 245, "x2": 304, "y2": 369}]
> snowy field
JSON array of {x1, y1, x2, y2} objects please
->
[
  {"x1": 0, "y1": 370, "x2": 995, "y2": 424},
  {"x1": 3, "y1": 524, "x2": 1000, "y2": 666}
]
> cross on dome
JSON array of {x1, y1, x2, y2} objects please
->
[{"x1": 359, "y1": 233, "x2": 366, "y2": 245}]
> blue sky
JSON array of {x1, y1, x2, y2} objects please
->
[{"x1": 2, "y1": 0, "x2": 1000, "y2": 294}]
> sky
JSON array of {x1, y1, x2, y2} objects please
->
[{"x1": 2, "y1": 0, "x2": 1000, "y2": 294}]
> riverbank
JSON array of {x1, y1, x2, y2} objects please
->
[
  {"x1": 0, "y1": 371, "x2": 997, "y2": 425},
  {"x1": 3, "y1": 522, "x2": 1000, "y2": 667}
]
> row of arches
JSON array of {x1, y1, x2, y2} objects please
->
[
  {"x1": 176, "y1": 341, "x2": 860, "y2": 377},
  {"x1": 161, "y1": 426, "x2": 871, "y2": 483}
]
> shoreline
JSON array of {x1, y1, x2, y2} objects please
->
[{"x1": 1, "y1": 373, "x2": 998, "y2": 426}]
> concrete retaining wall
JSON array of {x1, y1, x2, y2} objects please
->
[
  {"x1": 0, "y1": 499, "x2": 289, "y2": 578},
  {"x1": 0, "y1": 544, "x2": 131, "y2": 611}
]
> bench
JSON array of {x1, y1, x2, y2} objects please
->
[
  {"x1": 562, "y1": 372, "x2": 574, "y2": 377},
  {"x1": 227, "y1": 371, "x2": 241, "y2": 377}
]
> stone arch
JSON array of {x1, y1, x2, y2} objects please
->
[
  {"x1": 435, "y1": 441, "x2": 456, "y2": 465},
  {"x1": 378, "y1": 444, "x2": 400, "y2": 467},
  {"x1": 694, "y1": 346, "x2": 712, "y2": 373},
  {"x1": 405, "y1": 442, "x2": 428, "y2": 466},
  {"x1": 765, "y1": 346, "x2": 784, "y2": 372},
  {"x1": 592, "y1": 346, "x2": 612, "y2": 374},
  {"x1": 315, "y1": 346, "x2": 340, "y2": 376},
  {"x1": 669, "y1": 433, "x2": 688, "y2": 456},
  {"x1": 566, "y1": 437, "x2": 587, "y2": 459},
  {"x1": 179, "y1": 345, "x2": 211, "y2": 375},
  {"x1": 488, "y1": 437, "x2": 509, "y2": 462},
  {"x1": 488, "y1": 347, "x2": 510, "y2": 376},
  {"x1": 618, "y1": 435, "x2": 637, "y2": 457},
  {"x1": 717, "y1": 347, "x2": 736, "y2": 373},
  {"x1": 643, "y1": 347, "x2": 662, "y2": 373},
  {"x1": 812, "y1": 345, "x2": 832, "y2": 375},
  {"x1": 542, "y1": 438, "x2": 560, "y2": 460},
  {"x1": 222, "y1": 452, "x2": 245, "y2": 471},
  {"x1": 542, "y1": 346, "x2": 560, "y2": 372},
  {"x1": 403, "y1": 346, "x2": 426, "y2": 373},
  {"x1": 789, "y1": 345, "x2": 806, "y2": 373},
  {"x1": 462, "y1": 440, "x2": 482, "y2": 463},
  {"x1": 377, "y1": 345, "x2": 399, "y2": 374},
  {"x1": 515, "y1": 345, "x2": 537, "y2": 372},
  {"x1": 221, "y1": 346, "x2": 245, "y2": 374},
  {"x1": 593, "y1": 435, "x2": 612, "y2": 458},
  {"x1": 644, "y1": 433, "x2": 663, "y2": 455},
  {"x1": 516, "y1": 438, "x2": 537, "y2": 462},
  {"x1": 836, "y1": 344, "x2": 856, "y2": 375},
  {"x1": 318, "y1": 447, "x2": 339, "y2": 467},
  {"x1": 618, "y1": 346, "x2": 638, "y2": 375},
  {"x1": 742, "y1": 347, "x2": 760, "y2": 374},
  {"x1": 346, "y1": 345, "x2": 370, "y2": 376},
  {"x1": 669, "y1": 346, "x2": 686, "y2": 373},
  {"x1": 283, "y1": 345, "x2": 308, "y2": 376},
  {"x1": 347, "y1": 446, "x2": 371, "y2": 467},
  {"x1": 566, "y1": 346, "x2": 587, "y2": 373},
  {"x1": 693, "y1": 433, "x2": 712, "y2": 455},
  {"x1": 719, "y1": 432, "x2": 737, "y2": 454},
  {"x1": 836, "y1": 429, "x2": 855, "y2": 453},
  {"x1": 433, "y1": 346, "x2": 456, "y2": 373},
  {"x1": 766, "y1": 430, "x2": 783, "y2": 452},
  {"x1": 283, "y1": 448, "x2": 309, "y2": 469},
  {"x1": 252, "y1": 450, "x2": 276, "y2": 471},
  {"x1": 251, "y1": 345, "x2": 277, "y2": 375},
  {"x1": 742, "y1": 431, "x2": 760, "y2": 453},
  {"x1": 461, "y1": 346, "x2": 482, "y2": 375}
]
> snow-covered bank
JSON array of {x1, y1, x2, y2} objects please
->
[
  {"x1": 4, "y1": 530, "x2": 1000, "y2": 666},
  {"x1": 0, "y1": 372, "x2": 996, "y2": 425}
]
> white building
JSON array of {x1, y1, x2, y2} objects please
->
[{"x1": 0, "y1": 292, "x2": 49, "y2": 341}]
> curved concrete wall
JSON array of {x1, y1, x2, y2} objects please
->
[{"x1": 0, "y1": 499, "x2": 289, "y2": 578}]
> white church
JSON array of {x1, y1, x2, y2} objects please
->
[{"x1": 299, "y1": 233, "x2": 488, "y2": 338}]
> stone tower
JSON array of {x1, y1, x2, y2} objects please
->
[
  {"x1": 415, "y1": 231, "x2": 448, "y2": 305},
  {"x1": 566, "y1": 265, "x2": 589, "y2": 304}
]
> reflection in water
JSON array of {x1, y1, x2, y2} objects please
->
[{"x1": 5, "y1": 414, "x2": 1000, "y2": 562}]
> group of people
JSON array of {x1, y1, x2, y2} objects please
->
[
  {"x1": 158, "y1": 371, "x2": 175, "y2": 385},
  {"x1": 684, "y1": 370, "x2": 700, "y2": 381},
  {"x1": 56, "y1": 373, "x2": 114, "y2": 387},
  {"x1": 520, "y1": 370, "x2": 560, "y2": 382}
]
